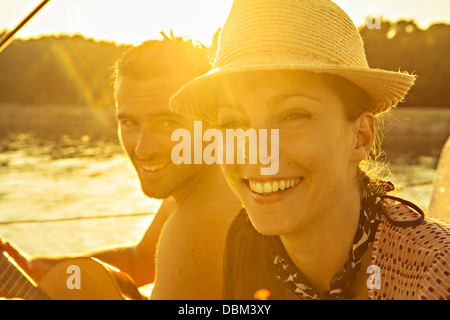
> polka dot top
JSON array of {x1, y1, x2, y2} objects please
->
[{"x1": 369, "y1": 200, "x2": 450, "y2": 300}]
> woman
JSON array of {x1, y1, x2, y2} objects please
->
[{"x1": 170, "y1": 0, "x2": 450, "y2": 300}]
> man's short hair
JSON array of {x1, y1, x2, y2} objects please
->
[{"x1": 114, "y1": 31, "x2": 212, "y2": 83}]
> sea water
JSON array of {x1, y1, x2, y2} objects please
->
[{"x1": 0, "y1": 131, "x2": 445, "y2": 257}]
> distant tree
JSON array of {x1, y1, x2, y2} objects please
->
[
  {"x1": 0, "y1": 34, "x2": 129, "y2": 107},
  {"x1": 0, "y1": 23, "x2": 449, "y2": 108},
  {"x1": 360, "y1": 19, "x2": 450, "y2": 107}
]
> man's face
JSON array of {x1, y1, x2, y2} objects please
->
[{"x1": 115, "y1": 76, "x2": 204, "y2": 199}]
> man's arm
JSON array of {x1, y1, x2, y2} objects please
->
[
  {"x1": 91, "y1": 196, "x2": 176, "y2": 286},
  {"x1": 150, "y1": 198, "x2": 240, "y2": 299},
  {"x1": 0, "y1": 197, "x2": 176, "y2": 286}
]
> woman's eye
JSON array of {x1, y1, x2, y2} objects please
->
[
  {"x1": 217, "y1": 118, "x2": 245, "y2": 129},
  {"x1": 278, "y1": 109, "x2": 312, "y2": 122}
]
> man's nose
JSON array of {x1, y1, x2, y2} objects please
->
[
  {"x1": 239, "y1": 134, "x2": 257, "y2": 164},
  {"x1": 134, "y1": 129, "x2": 160, "y2": 160}
]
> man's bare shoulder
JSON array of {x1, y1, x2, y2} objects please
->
[{"x1": 172, "y1": 165, "x2": 241, "y2": 220}]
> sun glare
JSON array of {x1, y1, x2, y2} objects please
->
[
  {"x1": 2, "y1": 0, "x2": 449, "y2": 46},
  {"x1": 2, "y1": 0, "x2": 234, "y2": 46}
]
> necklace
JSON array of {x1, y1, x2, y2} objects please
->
[{"x1": 273, "y1": 178, "x2": 394, "y2": 300}]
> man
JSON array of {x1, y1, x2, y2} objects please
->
[{"x1": 0, "y1": 33, "x2": 242, "y2": 299}]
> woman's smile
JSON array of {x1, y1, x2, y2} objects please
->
[
  {"x1": 248, "y1": 177, "x2": 302, "y2": 194},
  {"x1": 243, "y1": 177, "x2": 303, "y2": 203}
]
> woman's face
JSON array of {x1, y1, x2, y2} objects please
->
[{"x1": 217, "y1": 71, "x2": 363, "y2": 236}]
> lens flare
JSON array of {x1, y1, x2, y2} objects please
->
[{"x1": 253, "y1": 288, "x2": 271, "y2": 300}]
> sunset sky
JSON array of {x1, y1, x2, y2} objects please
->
[{"x1": 1, "y1": 0, "x2": 449, "y2": 46}]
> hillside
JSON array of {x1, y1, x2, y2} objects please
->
[{"x1": 0, "y1": 18, "x2": 449, "y2": 109}]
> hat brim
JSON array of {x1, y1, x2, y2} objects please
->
[{"x1": 170, "y1": 64, "x2": 417, "y2": 124}]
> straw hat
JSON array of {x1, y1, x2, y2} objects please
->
[{"x1": 170, "y1": 0, "x2": 417, "y2": 123}]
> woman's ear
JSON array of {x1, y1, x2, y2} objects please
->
[{"x1": 351, "y1": 112, "x2": 375, "y2": 162}]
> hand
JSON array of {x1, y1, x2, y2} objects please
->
[
  {"x1": 0, "y1": 237, "x2": 55, "y2": 282},
  {"x1": 0, "y1": 237, "x2": 33, "y2": 276}
]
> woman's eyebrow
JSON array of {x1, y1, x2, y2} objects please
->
[
  {"x1": 217, "y1": 101, "x2": 242, "y2": 112},
  {"x1": 268, "y1": 94, "x2": 323, "y2": 109}
]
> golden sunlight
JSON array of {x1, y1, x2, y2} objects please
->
[
  {"x1": 0, "y1": 0, "x2": 449, "y2": 302},
  {"x1": 1, "y1": 0, "x2": 234, "y2": 46}
]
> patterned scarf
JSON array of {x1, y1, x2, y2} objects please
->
[{"x1": 273, "y1": 177, "x2": 394, "y2": 300}]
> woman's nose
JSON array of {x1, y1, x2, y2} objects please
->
[{"x1": 236, "y1": 128, "x2": 279, "y2": 172}]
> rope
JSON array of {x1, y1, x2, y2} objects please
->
[
  {"x1": 0, "y1": 0, "x2": 51, "y2": 53},
  {"x1": 0, "y1": 212, "x2": 153, "y2": 225}
]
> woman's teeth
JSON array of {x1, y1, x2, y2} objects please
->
[
  {"x1": 248, "y1": 178, "x2": 302, "y2": 194},
  {"x1": 141, "y1": 163, "x2": 168, "y2": 172}
]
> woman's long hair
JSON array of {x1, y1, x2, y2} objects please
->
[{"x1": 223, "y1": 209, "x2": 290, "y2": 299}]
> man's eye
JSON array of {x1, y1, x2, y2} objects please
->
[
  {"x1": 120, "y1": 119, "x2": 139, "y2": 129},
  {"x1": 161, "y1": 119, "x2": 177, "y2": 127},
  {"x1": 157, "y1": 118, "x2": 182, "y2": 131}
]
